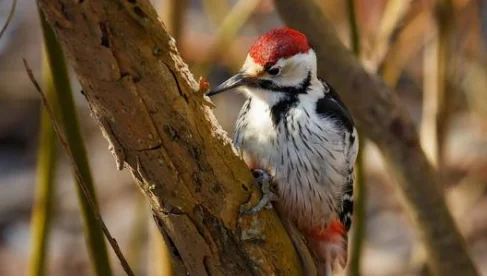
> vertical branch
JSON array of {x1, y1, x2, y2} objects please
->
[
  {"x1": 156, "y1": 0, "x2": 187, "y2": 43},
  {"x1": 196, "y1": 0, "x2": 261, "y2": 76},
  {"x1": 479, "y1": 0, "x2": 487, "y2": 47},
  {"x1": 421, "y1": 8, "x2": 439, "y2": 168},
  {"x1": 367, "y1": 0, "x2": 411, "y2": 71},
  {"x1": 38, "y1": 9, "x2": 112, "y2": 275},
  {"x1": 413, "y1": 2, "x2": 455, "y2": 272},
  {"x1": 347, "y1": 0, "x2": 361, "y2": 56},
  {"x1": 420, "y1": 0, "x2": 454, "y2": 169},
  {"x1": 27, "y1": 44, "x2": 58, "y2": 276},
  {"x1": 433, "y1": 0, "x2": 454, "y2": 170},
  {"x1": 127, "y1": 193, "x2": 149, "y2": 275},
  {"x1": 346, "y1": 0, "x2": 365, "y2": 275},
  {"x1": 381, "y1": 8, "x2": 429, "y2": 87}
]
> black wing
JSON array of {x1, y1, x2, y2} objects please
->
[
  {"x1": 317, "y1": 78, "x2": 356, "y2": 232},
  {"x1": 315, "y1": 78, "x2": 355, "y2": 133}
]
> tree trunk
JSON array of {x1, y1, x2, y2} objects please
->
[
  {"x1": 275, "y1": 0, "x2": 478, "y2": 275},
  {"x1": 38, "y1": 0, "x2": 304, "y2": 275}
]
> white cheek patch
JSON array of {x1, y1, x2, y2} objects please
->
[{"x1": 276, "y1": 51, "x2": 315, "y2": 85}]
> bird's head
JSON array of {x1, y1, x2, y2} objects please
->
[{"x1": 207, "y1": 27, "x2": 318, "y2": 101}]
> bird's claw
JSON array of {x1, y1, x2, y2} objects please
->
[{"x1": 240, "y1": 169, "x2": 277, "y2": 215}]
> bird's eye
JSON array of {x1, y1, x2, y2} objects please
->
[{"x1": 267, "y1": 67, "x2": 280, "y2": 76}]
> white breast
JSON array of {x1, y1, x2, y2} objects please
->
[{"x1": 234, "y1": 96, "x2": 355, "y2": 230}]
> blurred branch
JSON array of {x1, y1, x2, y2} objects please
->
[
  {"x1": 211, "y1": 0, "x2": 260, "y2": 58},
  {"x1": 461, "y1": 56, "x2": 487, "y2": 120},
  {"x1": 27, "y1": 43, "x2": 58, "y2": 276},
  {"x1": 155, "y1": 0, "x2": 187, "y2": 43},
  {"x1": 127, "y1": 193, "x2": 149, "y2": 275},
  {"x1": 0, "y1": 0, "x2": 16, "y2": 40},
  {"x1": 149, "y1": 221, "x2": 173, "y2": 275},
  {"x1": 275, "y1": 0, "x2": 478, "y2": 275},
  {"x1": 23, "y1": 59, "x2": 134, "y2": 276},
  {"x1": 37, "y1": 0, "x2": 306, "y2": 275},
  {"x1": 415, "y1": 1, "x2": 466, "y2": 264},
  {"x1": 434, "y1": 0, "x2": 454, "y2": 168},
  {"x1": 366, "y1": 0, "x2": 411, "y2": 71},
  {"x1": 202, "y1": 0, "x2": 230, "y2": 27},
  {"x1": 478, "y1": 0, "x2": 487, "y2": 48},
  {"x1": 37, "y1": 10, "x2": 113, "y2": 275},
  {"x1": 377, "y1": 5, "x2": 430, "y2": 273},
  {"x1": 420, "y1": 0, "x2": 454, "y2": 168},
  {"x1": 347, "y1": 0, "x2": 361, "y2": 55},
  {"x1": 381, "y1": 8, "x2": 429, "y2": 87},
  {"x1": 197, "y1": 0, "x2": 261, "y2": 76}
]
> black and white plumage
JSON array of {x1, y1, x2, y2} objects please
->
[
  {"x1": 233, "y1": 73, "x2": 358, "y2": 232},
  {"x1": 207, "y1": 27, "x2": 358, "y2": 275}
]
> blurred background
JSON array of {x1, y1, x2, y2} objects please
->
[{"x1": 0, "y1": 0, "x2": 487, "y2": 275}]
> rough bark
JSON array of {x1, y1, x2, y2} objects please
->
[
  {"x1": 38, "y1": 0, "x2": 304, "y2": 275},
  {"x1": 275, "y1": 0, "x2": 478, "y2": 275}
]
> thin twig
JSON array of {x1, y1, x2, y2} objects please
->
[
  {"x1": 0, "y1": 0, "x2": 17, "y2": 40},
  {"x1": 27, "y1": 46, "x2": 58, "y2": 276},
  {"x1": 23, "y1": 59, "x2": 135, "y2": 276},
  {"x1": 346, "y1": 0, "x2": 366, "y2": 276}
]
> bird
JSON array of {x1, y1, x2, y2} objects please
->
[{"x1": 207, "y1": 27, "x2": 358, "y2": 275}]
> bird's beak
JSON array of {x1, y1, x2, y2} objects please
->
[{"x1": 207, "y1": 72, "x2": 249, "y2": 97}]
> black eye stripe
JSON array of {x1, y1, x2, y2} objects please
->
[{"x1": 251, "y1": 71, "x2": 311, "y2": 95}]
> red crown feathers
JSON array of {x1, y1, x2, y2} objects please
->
[{"x1": 248, "y1": 27, "x2": 311, "y2": 67}]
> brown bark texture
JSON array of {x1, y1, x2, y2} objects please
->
[
  {"x1": 38, "y1": 0, "x2": 305, "y2": 275},
  {"x1": 274, "y1": 0, "x2": 478, "y2": 275}
]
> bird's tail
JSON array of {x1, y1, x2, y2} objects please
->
[{"x1": 305, "y1": 219, "x2": 348, "y2": 276}]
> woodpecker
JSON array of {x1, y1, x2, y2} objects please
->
[{"x1": 207, "y1": 27, "x2": 358, "y2": 275}]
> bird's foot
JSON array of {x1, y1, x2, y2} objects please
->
[{"x1": 240, "y1": 169, "x2": 277, "y2": 215}]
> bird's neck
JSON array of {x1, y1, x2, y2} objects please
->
[
  {"x1": 245, "y1": 74, "x2": 322, "y2": 107},
  {"x1": 244, "y1": 79, "x2": 323, "y2": 128}
]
